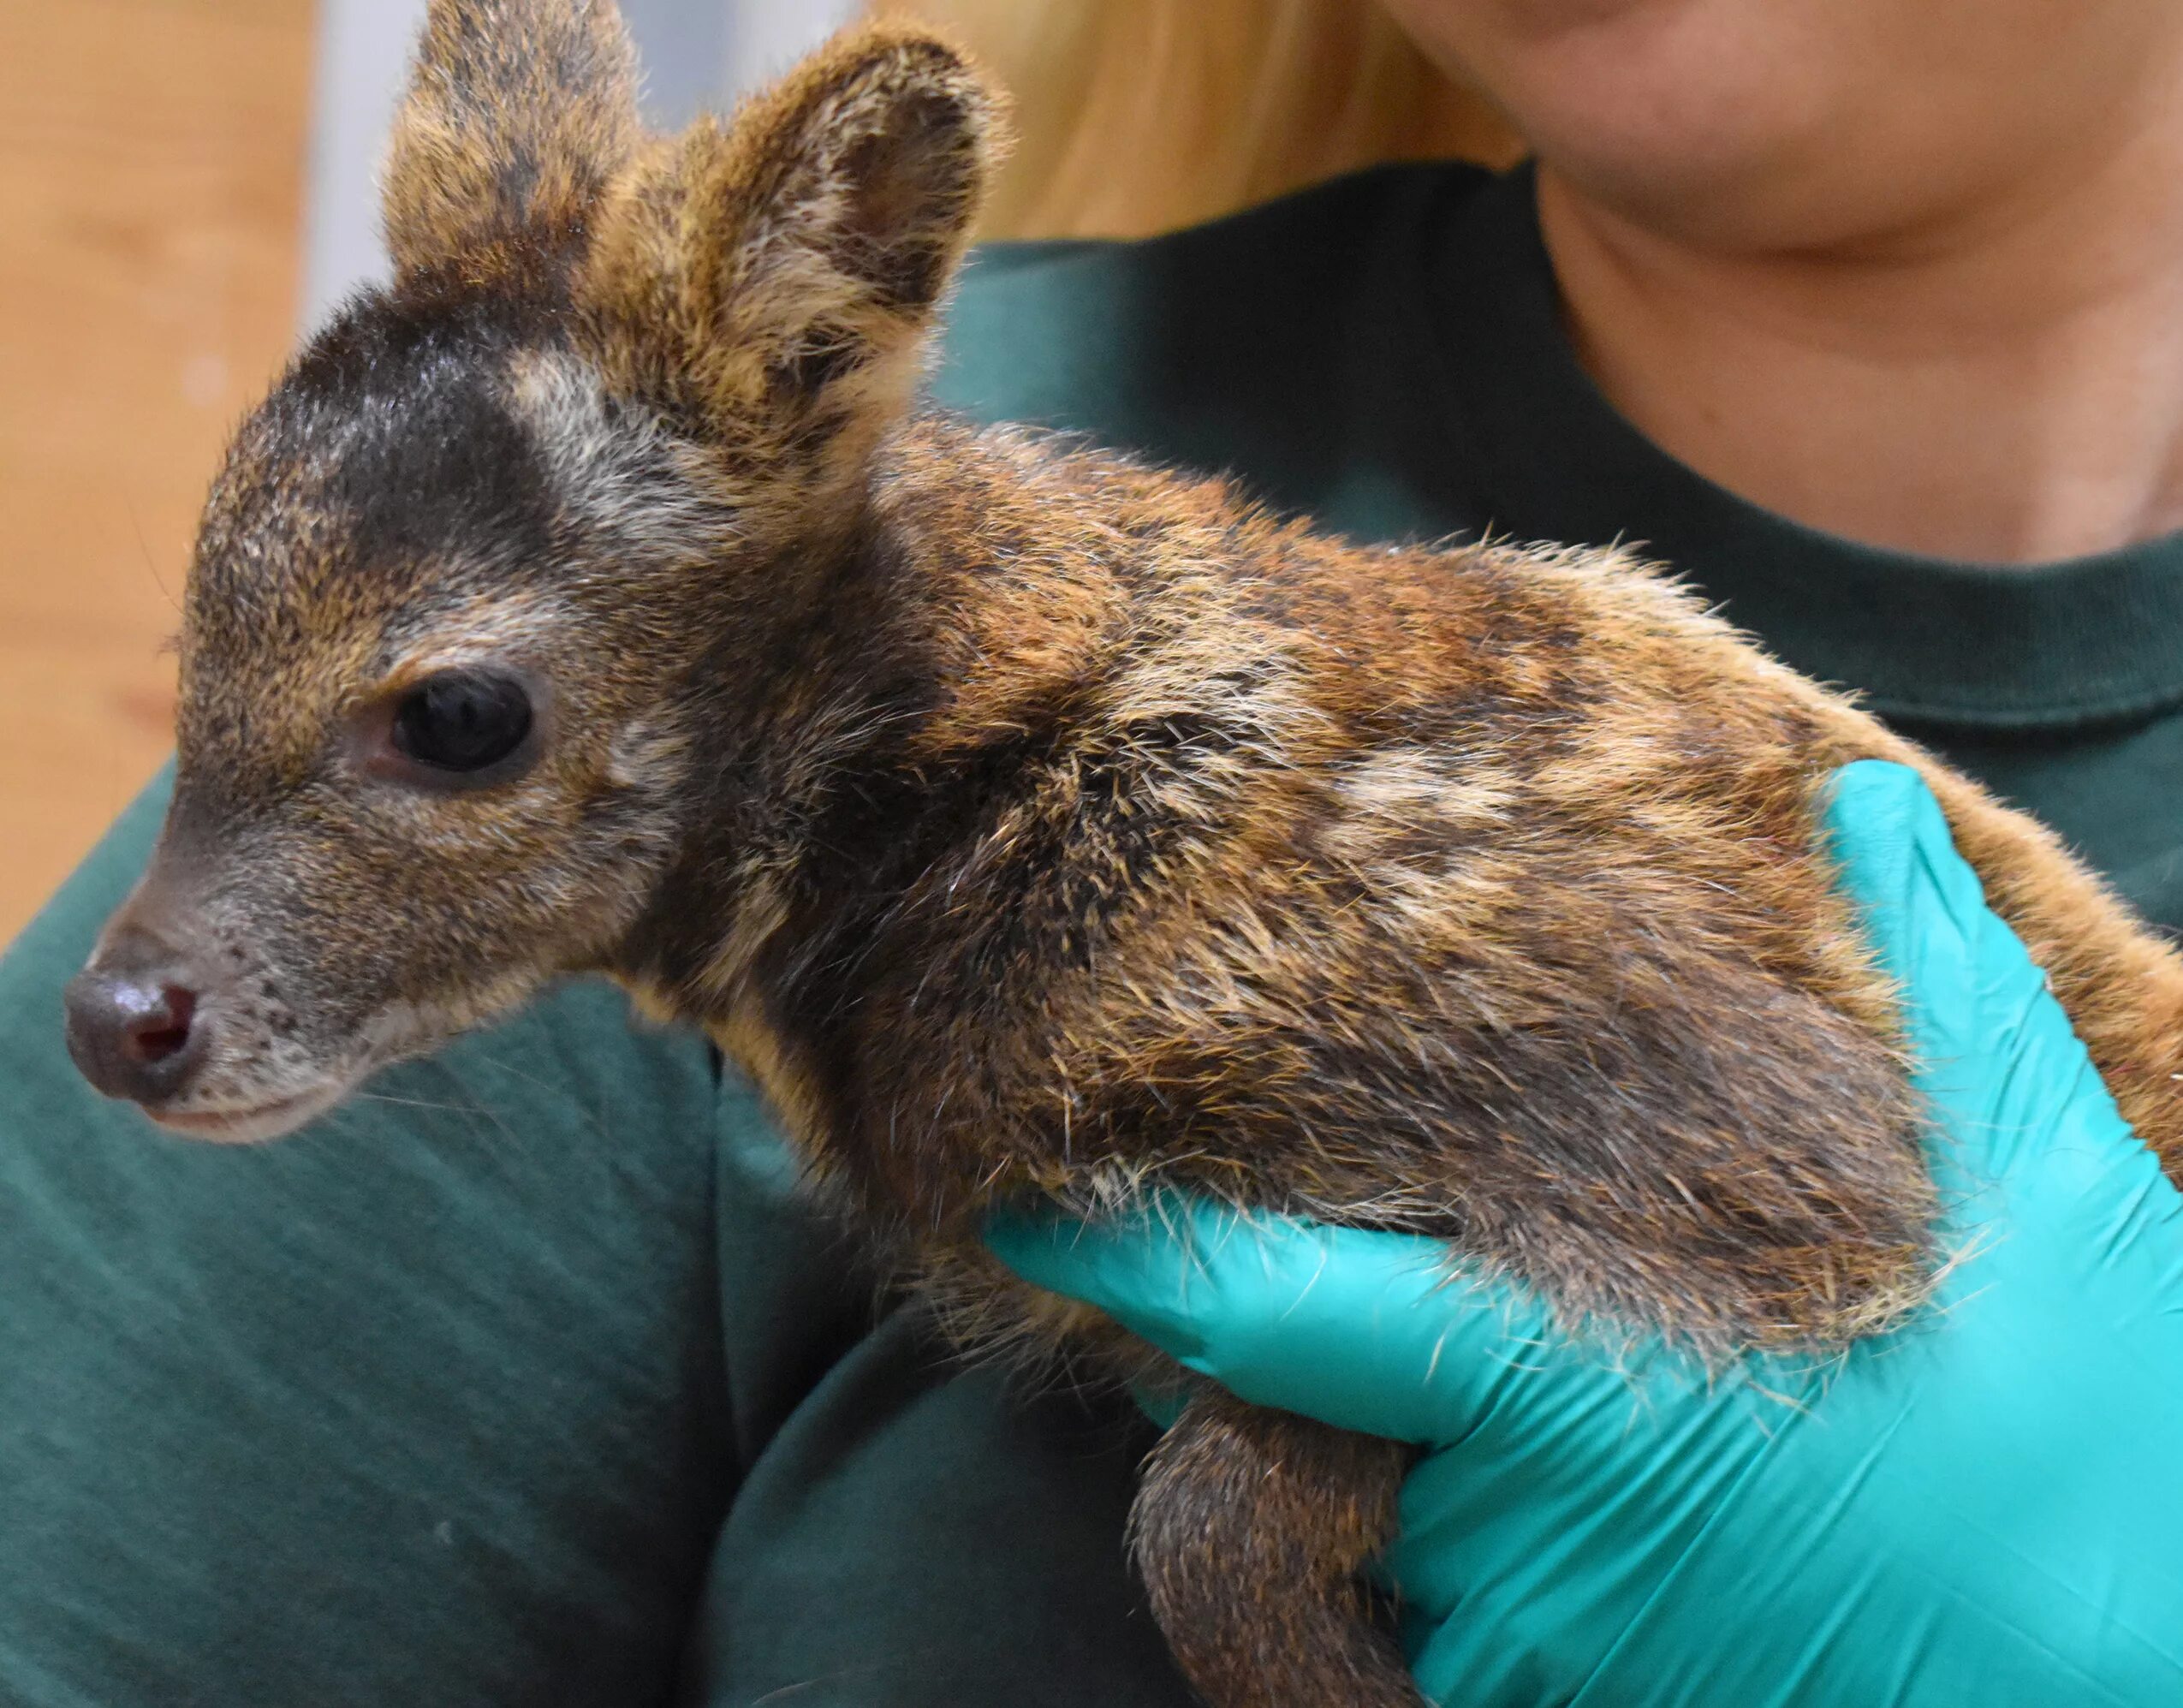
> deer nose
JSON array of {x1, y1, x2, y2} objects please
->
[{"x1": 64, "y1": 931, "x2": 211, "y2": 1107}]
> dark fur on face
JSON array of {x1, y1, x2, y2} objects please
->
[{"x1": 69, "y1": 3, "x2": 2183, "y2": 1701}]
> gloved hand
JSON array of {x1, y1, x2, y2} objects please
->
[{"x1": 990, "y1": 760, "x2": 2183, "y2": 1706}]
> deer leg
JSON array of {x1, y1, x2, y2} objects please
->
[{"x1": 1130, "y1": 1386, "x2": 1424, "y2": 1708}]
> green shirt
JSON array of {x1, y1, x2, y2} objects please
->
[{"x1": 3, "y1": 162, "x2": 2178, "y2": 1707}]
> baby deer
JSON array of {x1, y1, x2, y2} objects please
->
[{"x1": 62, "y1": 3, "x2": 2183, "y2": 1702}]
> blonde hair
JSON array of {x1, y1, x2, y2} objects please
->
[{"x1": 868, "y1": 0, "x2": 1522, "y2": 241}]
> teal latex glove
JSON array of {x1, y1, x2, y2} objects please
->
[{"x1": 990, "y1": 761, "x2": 2183, "y2": 1705}]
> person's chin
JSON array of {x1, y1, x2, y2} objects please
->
[{"x1": 146, "y1": 1080, "x2": 355, "y2": 1145}]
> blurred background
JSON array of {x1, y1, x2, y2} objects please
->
[{"x1": 0, "y1": 0, "x2": 854, "y2": 941}]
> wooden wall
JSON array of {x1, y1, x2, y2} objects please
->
[{"x1": 0, "y1": 0, "x2": 312, "y2": 940}]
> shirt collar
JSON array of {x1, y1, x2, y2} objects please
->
[{"x1": 1418, "y1": 163, "x2": 2183, "y2": 733}]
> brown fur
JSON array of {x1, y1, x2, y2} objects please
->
[{"x1": 70, "y1": 4, "x2": 2183, "y2": 1703}]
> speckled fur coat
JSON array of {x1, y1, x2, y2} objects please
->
[{"x1": 85, "y1": 4, "x2": 2183, "y2": 1705}]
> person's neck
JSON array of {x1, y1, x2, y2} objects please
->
[{"x1": 1535, "y1": 118, "x2": 2183, "y2": 566}]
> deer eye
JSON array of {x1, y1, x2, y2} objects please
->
[{"x1": 390, "y1": 670, "x2": 534, "y2": 774}]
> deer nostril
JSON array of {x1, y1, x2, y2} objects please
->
[
  {"x1": 64, "y1": 961, "x2": 213, "y2": 1108},
  {"x1": 122, "y1": 985, "x2": 198, "y2": 1065}
]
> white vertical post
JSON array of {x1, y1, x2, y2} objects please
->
[
  {"x1": 721, "y1": 0, "x2": 863, "y2": 99},
  {"x1": 300, "y1": 0, "x2": 431, "y2": 330},
  {"x1": 619, "y1": 0, "x2": 737, "y2": 127}
]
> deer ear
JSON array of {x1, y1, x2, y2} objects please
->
[
  {"x1": 587, "y1": 26, "x2": 1004, "y2": 475},
  {"x1": 383, "y1": 0, "x2": 641, "y2": 278}
]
